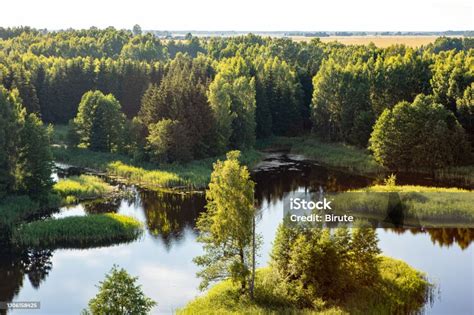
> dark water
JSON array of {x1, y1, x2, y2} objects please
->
[{"x1": 1, "y1": 153, "x2": 473, "y2": 314}]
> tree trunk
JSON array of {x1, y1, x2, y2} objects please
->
[
  {"x1": 240, "y1": 248, "x2": 246, "y2": 293},
  {"x1": 250, "y1": 215, "x2": 256, "y2": 299}
]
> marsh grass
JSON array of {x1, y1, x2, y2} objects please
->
[
  {"x1": 336, "y1": 185, "x2": 474, "y2": 225},
  {"x1": 54, "y1": 175, "x2": 115, "y2": 204},
  {"x1": 52, "y1": 147, "x2": 262, "y2": 189},
  {"x1": 178, "y1": 257, "x2": 430, "y2": 315},
  {"x1": 12, "y1": 213, "x2": 143, "y2": 249}
]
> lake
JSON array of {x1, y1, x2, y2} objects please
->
[{"x1": 1, "y1": 152, "x2": 473, "y2": 314}]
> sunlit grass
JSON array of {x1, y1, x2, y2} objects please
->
[
  {"x1": 54, "y1": 175, "x2": 115, "y2": 204},
  {"x1": 12, "y1": 213, "x2": 143, "y2": 249},
  {"x1": 52, "y1": 146, "x2": 262, "y2": 189},
  {"x1": 107, "y1": 161, "x2": 185, "y2": 188},
  {"x1": 337, "y1": 185, "x2": 474, "y2": 225},
  {"x1": 178, "y1": 257, "x2": 430, "y2": 315}
]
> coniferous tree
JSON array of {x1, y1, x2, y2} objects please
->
[
  {"x1": 16, "y1": 113, "x2": 53, "y2": 197},
  {"x1": 0, "y1": 86, "x2": 22, "y2": 196}
]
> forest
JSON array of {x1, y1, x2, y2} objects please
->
[
  {"x1": 0, "y1": 25, "x2": 473, "y2": 314},
  {"x1": 0, "y1": 27, "x2": 473, "y2": 191}
]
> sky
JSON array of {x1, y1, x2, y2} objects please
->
[{"x1": 2, "y1": 0, "x2": 473, "y2": 31}]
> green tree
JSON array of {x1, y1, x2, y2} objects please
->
[
  {"x1": 370, "y1": 94, "x2": 470, "y2": 170},
  {"x1": 74, "y1": 90, "x2": 125, "y2": 152},
  {"x1": 85, "y1": 265, "x2": 156, "y2": 315},
  {"x1": 431, "y1": 50, "x2": 474, "y2": 112},
  {"x1": 311, "y1": 59, "x2": 373, "y2": 147},
  {"x1": 370, "y1": 49, "x2": 432, "y2": 116},
  {"x1": 349, "y1": 226, "x2": 381, "y2": 285},
  {"x1": 0, "y1": 86, "x2": 22, "y2": 196},
  {"x1": 456, "y1": 83, "x2": 474, "y2": 147},
  {"x1": 138, "y1": 54, "x2": 216, "y2": 159},
  {"x1": 254, "y1": 56, "x2": 304, "y2": 137},
  {"x1": 16, "y1": 113, "x2": 53, "y2": 197},
  {"x1": 146, "y1": 119, "x2": 192, "y2": 163},
  {"x1": 208, "y1": 57, "x2": 256, "y2": 152},
  {"x1": 194, "y1": 151, "x2": 257, "y2": 296},
  {"x1": 132, "y1": 24, "x2": 142, "y2": 36}
]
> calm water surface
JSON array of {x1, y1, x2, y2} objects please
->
[{"x1": 1, "y1": 153, "x2": 473, "y2": 314}]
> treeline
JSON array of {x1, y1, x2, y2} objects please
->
[{"x1": 1, "y1": 27, "x2": 473, "y2": 171}]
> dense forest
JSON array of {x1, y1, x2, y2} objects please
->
[{"x1": 0, "y1": 26, "x2": 473, "y2": 200}]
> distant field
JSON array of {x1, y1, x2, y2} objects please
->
[{"x1": 292, "y1": 35, "x2": 444, "y2": 47}]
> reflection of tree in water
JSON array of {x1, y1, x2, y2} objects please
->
[
  {"x1": 387, "y1": 228, "x2": 474, "y2": 250},
  {"x1": 24, "y1": 249, "x2": 53, "y2": 288},
  {"x1": 0, "y1": 247, "x2": 53, "y2": 307},
  {"x1": 253, "y1": 157, "x2": 372, "y2": 206},
  {"x1": 83, "y1": 198, "x2": 121, "y2": 215},
  {"x1": 139, "y1": 190, "x2": 205, "y2": 249}
]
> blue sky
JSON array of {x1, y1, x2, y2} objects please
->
[{"x1": 3, "y1": 0, "x2": 473, "y2": 31}]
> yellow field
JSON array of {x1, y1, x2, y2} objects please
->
[{"x1": 291, "y1": 35, "x2": 443, "y2": 48}]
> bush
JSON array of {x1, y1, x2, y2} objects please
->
[{"x1": 370, "y1": 94, "x2": 470, "y2": 170}]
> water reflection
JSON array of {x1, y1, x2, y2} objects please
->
[
  {"x1": 253, "y1": 153, "x2": 375, "y2": 206},
  {"x1": 140, "y1": 190, "x2": 205, "y2": 249},
  {"x1": 388, "y1": 227, "x2": 474, "y2": 250},
  {"x1": 0, "y1": 248, "x2": 52, "y2": 308}
]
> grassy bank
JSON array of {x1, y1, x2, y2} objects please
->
[
  {"x1": 52, "y1": 147, "x2": 262, "y2": 189},
  {"x1": 178, "y1": 257, "x2": 430, "y2": 315},
  {"x1": 258, "y1": 136, "x2": 385, "y2": 176},
  {"x1": 12, "y1": 213, "x2": 143, "y2": 249},
  {"x1": 54, "y1": 175, "x2": 115, "y2": 204}
]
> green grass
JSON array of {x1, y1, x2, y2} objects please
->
[
  {"x1": 332, "y1": 184, "x2": 474, "y2": 226},
  {"x1": 259, "y1": 136, "x2": 385, "y2": 176},
  {"x1": 178, "y1": 257, "x2": 430, "y2": 315},
  {"x1": 12, "y1": 213, "x2": 143, "y2": 249},
  {"x1": 0, "y1": 195, "x2": 61, "y2": 228},
  {"x1": 52, "y1": 147, "x2": 262, "y2": 189},
  {"x1": 54, "y1": 175, "x2": 115, "y2": 204}
]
